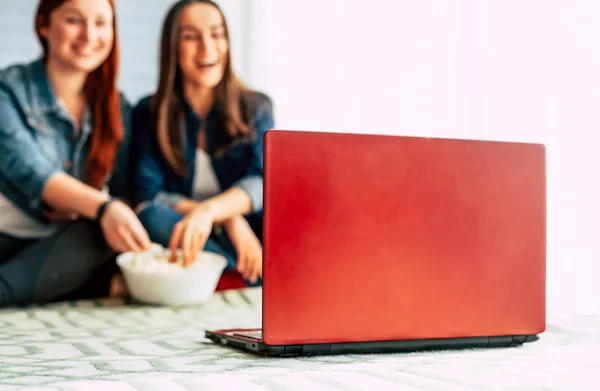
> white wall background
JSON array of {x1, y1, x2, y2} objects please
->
[
  {"x1": 0, "y1": 0, "x2": 249, "y2": 103},
  {"x1": 475, "y1": 0, "x2": 600, "y2": 317},
  {"x1": 247, "y1": 0, "x2": 600, "y2": 317}
]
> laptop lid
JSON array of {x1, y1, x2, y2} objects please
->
[{"x1": 262, "y1": 130, "x2": 546, "y2": 346}]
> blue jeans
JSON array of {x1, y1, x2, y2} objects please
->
[{"x1": 137, "y1": 204, "x2": 261, "y2": 287}]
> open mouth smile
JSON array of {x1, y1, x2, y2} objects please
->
[{"x1": 196, "y1": 61, "x2": 218, "y2": 68}]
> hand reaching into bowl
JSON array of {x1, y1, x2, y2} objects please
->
[
  {"x1": 169, "y1": 203, "x2": 215, "y2": 266},
  {"x1": 100, "y1": 200, "x2": 152, "y2": 253}
]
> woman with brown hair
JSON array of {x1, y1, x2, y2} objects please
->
[
  {"x1": 0, "y1": 0, "x2": 151, "y2": 307},
  {"x1": 134, "y1": 0, "x2": 274, "y2": 286}
]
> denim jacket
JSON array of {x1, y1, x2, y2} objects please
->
[
  {"x1": 0, "y1": 58, "x2": 135, "y2": 224},
  {"x1": 132, "y1": 92, "x2": 274, "y2": 234}
]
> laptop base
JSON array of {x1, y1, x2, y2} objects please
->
[{"x1": 205, "y1": 329, "x2": 540, "y2": 357}]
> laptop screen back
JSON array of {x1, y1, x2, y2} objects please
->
[{"x1": 262, "y1": 130, "x2": 546, "y2": 346}]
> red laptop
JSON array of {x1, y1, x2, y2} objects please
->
[{"x1": 206, "y1": 130, "x2": 546, "y2": 356}]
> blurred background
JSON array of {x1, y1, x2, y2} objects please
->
[{"x1": 1, "y1": 0, "x2": 598, "y2": 317}]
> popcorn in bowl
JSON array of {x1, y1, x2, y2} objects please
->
[
  {"x1": 116, "y1": 243, "x2": 228, "y2": 306},
  {"x1": 128, "y1": 243, "x2": 189, "y2": 273}
]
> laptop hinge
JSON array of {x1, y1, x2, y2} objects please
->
[
  {"x1": 283, "y1": 345, "x2": 303, "y2": 355},
  {"x1": 488, "y1": 336, "x2": 514, "y2": 347}
]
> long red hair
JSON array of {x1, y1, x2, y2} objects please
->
[{"x1": 34, "y1": 0, "x2": 123, "y2": 190}]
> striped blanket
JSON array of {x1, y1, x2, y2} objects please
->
[{"x1": 0, "y1": 288, "x2": 598, "y2": 390}]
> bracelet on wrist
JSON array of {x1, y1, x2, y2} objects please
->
[{"x1": 95, "y1": 199, "x2": 115, "y2": 222}]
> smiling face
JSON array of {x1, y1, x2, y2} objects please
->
[
  {"x1": 37, "y1": 0, "x2": 114, "y2": 72},
  {"x1": 177, "y1": 2, "x2": 229, "y2": 90}
]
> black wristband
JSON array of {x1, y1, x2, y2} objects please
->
[{"x1": 95, "y1": 199, "x2": 114, "y2": 222}]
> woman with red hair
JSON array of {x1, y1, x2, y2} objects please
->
[{"x1": 0, "y1": 0, "x2": 151, "y2": 307}]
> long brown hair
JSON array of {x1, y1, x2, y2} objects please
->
[
  {"x1": 35, "y1": 0, "x2": 123, "y2": 190},
  {"x1": 152, "y1": 0, "x2": 255, "y2": 176}
]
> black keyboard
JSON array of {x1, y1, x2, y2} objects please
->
[{"x1": 233, "y1": 330, "x2": 263, "y2": 340}]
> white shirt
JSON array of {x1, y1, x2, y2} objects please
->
[
  {"x1": 192, "y1": 148, "x2": 221, "y2": 201},
  {"x1": 0, "y1": 193, "x2": 58, "y2": 238}
]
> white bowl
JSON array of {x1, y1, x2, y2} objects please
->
[{"x1": 116, "y1": 244, "x2": 228, "y2": 306}]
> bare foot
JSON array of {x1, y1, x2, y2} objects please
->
[{"x1": 109, "y1": 274, "x2": 128, "y2": 297}]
